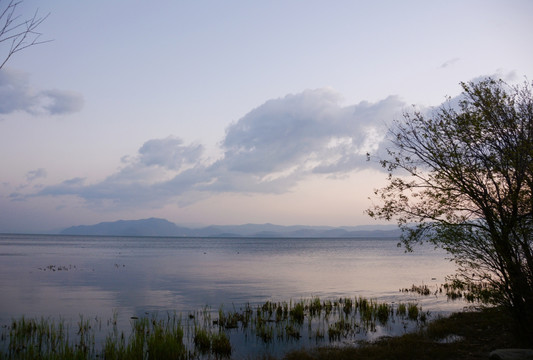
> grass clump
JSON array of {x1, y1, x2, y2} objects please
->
[
  {"x1": 396, "y1": 302, "x2": 407, "y2": 317},
  {"x1": 289, "y1": 302, "x2": 305, "y2": 324},
  {"x1": 327, "y1": 318, "x2": 352, "y2": 342},
  {"x1": 193, "y1": 327, "x2": 211, "y2": 353},
  {"x1": 376, "y1": 303, "x2": 391, "y2": 324},
  {"x1": 308, "y1": 297, "x2": 322, "y2": 317},
  {"x1": 106, "y1": 315, "x2": 187, "y2": 360},
  {"x1": 284, "y1": 306, "x2": 522, "y2": 360},
  {"x1": 192, "y1": 327, "x2": 232, "y2": 357},
  {"x1": 407, "y1": 302, "x2": 419, "y2": 321},
  {"x1": 210, "y1": 331, "x2": 231, "y2": 358},
  {"x1": 5, "y1": 316, "x2": 93, "y2": 360},
  {"x1": 0, "y1": 295, "x2": 430, "y2": 359}
]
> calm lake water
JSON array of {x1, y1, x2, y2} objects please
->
[{"x1": 0, "y1": 234, "x2": 465, "y2": 357}]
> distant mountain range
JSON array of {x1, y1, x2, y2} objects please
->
[{"x1": 60, "y1": 218, "x2": 401, "y2": 238}]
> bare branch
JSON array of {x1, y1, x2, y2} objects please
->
[{"x1": 0, "y1": 0, "x2": 51, "y2": 69}]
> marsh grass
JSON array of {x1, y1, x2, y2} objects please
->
[
  {"x1": 402, "y1": 279, "x2": 497, "y2": 304},
  {"x1": 285, "y1": 306, "x2": 522, "y2": 360},
  {"x1": 0, "y1": 296, "x2": 429, "y2": 359}
]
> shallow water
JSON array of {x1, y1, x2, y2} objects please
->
[{"x1": 0, "y1": 234, "x2": 465, "y2": 357}]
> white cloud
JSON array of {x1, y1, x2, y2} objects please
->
[
  {"x1": 38, "y1": 89, "x2": 84, "y2": 115},
  {"x1": 220, "y1": 89, "x2": 401, "y2": 175},
  {"x1": 29, "y1": 88, "x2": 406, "y2": 209},
  {"x1": 0, "y1": 68, "x2": 84, "y2": 115},
  {"x1": 138, "y1": 137, "x2": 204, "y2": 170}
]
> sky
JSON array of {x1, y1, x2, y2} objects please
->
[{"x1": 1, "y1": 0, "x2": 532, "y2": 233}]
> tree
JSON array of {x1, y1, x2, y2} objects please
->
[
  {"x1": 367, "y1": 78, "x2": 533, "y2": 344},
  {"x1": 0, "y1": 0, "x2": 49, "y2": 69}
]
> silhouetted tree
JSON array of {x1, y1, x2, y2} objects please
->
[
  {"x1": 0, "y1": 0, "x2": 49, "y2": 69},
  {"x1": 368, "y1": 78, "x2": 533, "y2": 344}
]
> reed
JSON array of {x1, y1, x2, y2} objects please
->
[
  {"x1": 289, "y1": 302, "x2": 305, "y2": 324},
  {"x1": 0, "y1": 295, "x2": 428, "y2": 359},
  {"x1": 397, "y1": 302, "x2": 407, "y2": 317},
  {"x1": 210, "y1": 331, "x2": 231, "y2": 357},
  {"x1": 407, "y1": 302, "x2": 420, "y2": 321},
  {"x1": 376, "y1": 303, "x2": 391, "y2": 324},
  {"x1": 193, "y1": 327, "x2": 211, "y2": 353}
]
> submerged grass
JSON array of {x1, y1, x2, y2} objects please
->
[
  {"x1": 284, "y1": 306, "x2": 522, "y2": 360},
  {"x1": 0, "y1": 295, "x2": 430, "y2": 359}
]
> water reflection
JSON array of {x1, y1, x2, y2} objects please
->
[{"x1": 0, "y1": 235, "x2": 462, "y2": 327}]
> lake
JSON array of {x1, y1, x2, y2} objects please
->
[{"x1": 0, "y1": 234, "x2": 466, "y2": 357}]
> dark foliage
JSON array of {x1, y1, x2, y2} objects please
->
[{"x1": 368, "y1": 78, "x2": 533, "y2": 343}]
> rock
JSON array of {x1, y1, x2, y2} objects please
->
[{"x1": 489, "y1": 349, "x2": 533, "y2": 360}]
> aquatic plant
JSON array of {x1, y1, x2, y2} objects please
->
[
  {"x1": 407, "y1": 303, "x2": 419, "y2": 321},
  {"x1": 328, "y1": 317, "x2": 352, "y2": 341},
  {"x1": 376, "y1": 303, "x2": 391, "y2": 325},
  {"x1": 401, "y1": 283, "x2": 433, "y2": 295},
  {"x1": 255, "y1": 320, "x2": 274, "y2": 343},
  {"x1": 289, "y1": 302, "x2": 305, "y2": 324},
  {"x1": 210, "y1": 331, "x2": 231, "y2": 357},
  {"x1": 193, "y1": 327, "x2": 211, "y2": 353},
  {"x1": 308, "y1": 297, "x2": 322, "y2": 316},
  {"x1": 0, "y1": 295, "x2": 429, "y2": 359},
  {"x1": 397, "y1": 302, "x2": 407, "y2": 317},
  {"x1": 342, "y1": 297, "x2": 353, "y2": 315}
]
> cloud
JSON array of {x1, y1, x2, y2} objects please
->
[
  {"x1": 29, "y1": 88, "x2": 406, "y2": 208},
  {"x1": 38, "y1": 89, "x2": 84, "y2": 115},
  {"x1": 7, "y1": 168, "x2": 48, "y2": 197},
  {"x1": 220, "y1": 89, "x2": 400, "y2": 175},
  {"x1": 26, "y1": 168, "x2": 47, "y2": 182},
  {"x1": 440, "y1": 57, "x2": 460, "y2": 68},
  {"x1": 0, "y1": 68, "x2": 33, "y2": 113},
  {"x1": 34, "y1": 138, "x2": 207, "y2": 207},
  {"x1": 0, "y1": 68, "x2": 84, "y2": 115},
  {"x1": 138, "y1": 137, "x2": 204, "y2": 170},
  {"x1": 437, "y1": 71, "x2": 520, "y2": 112}
]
